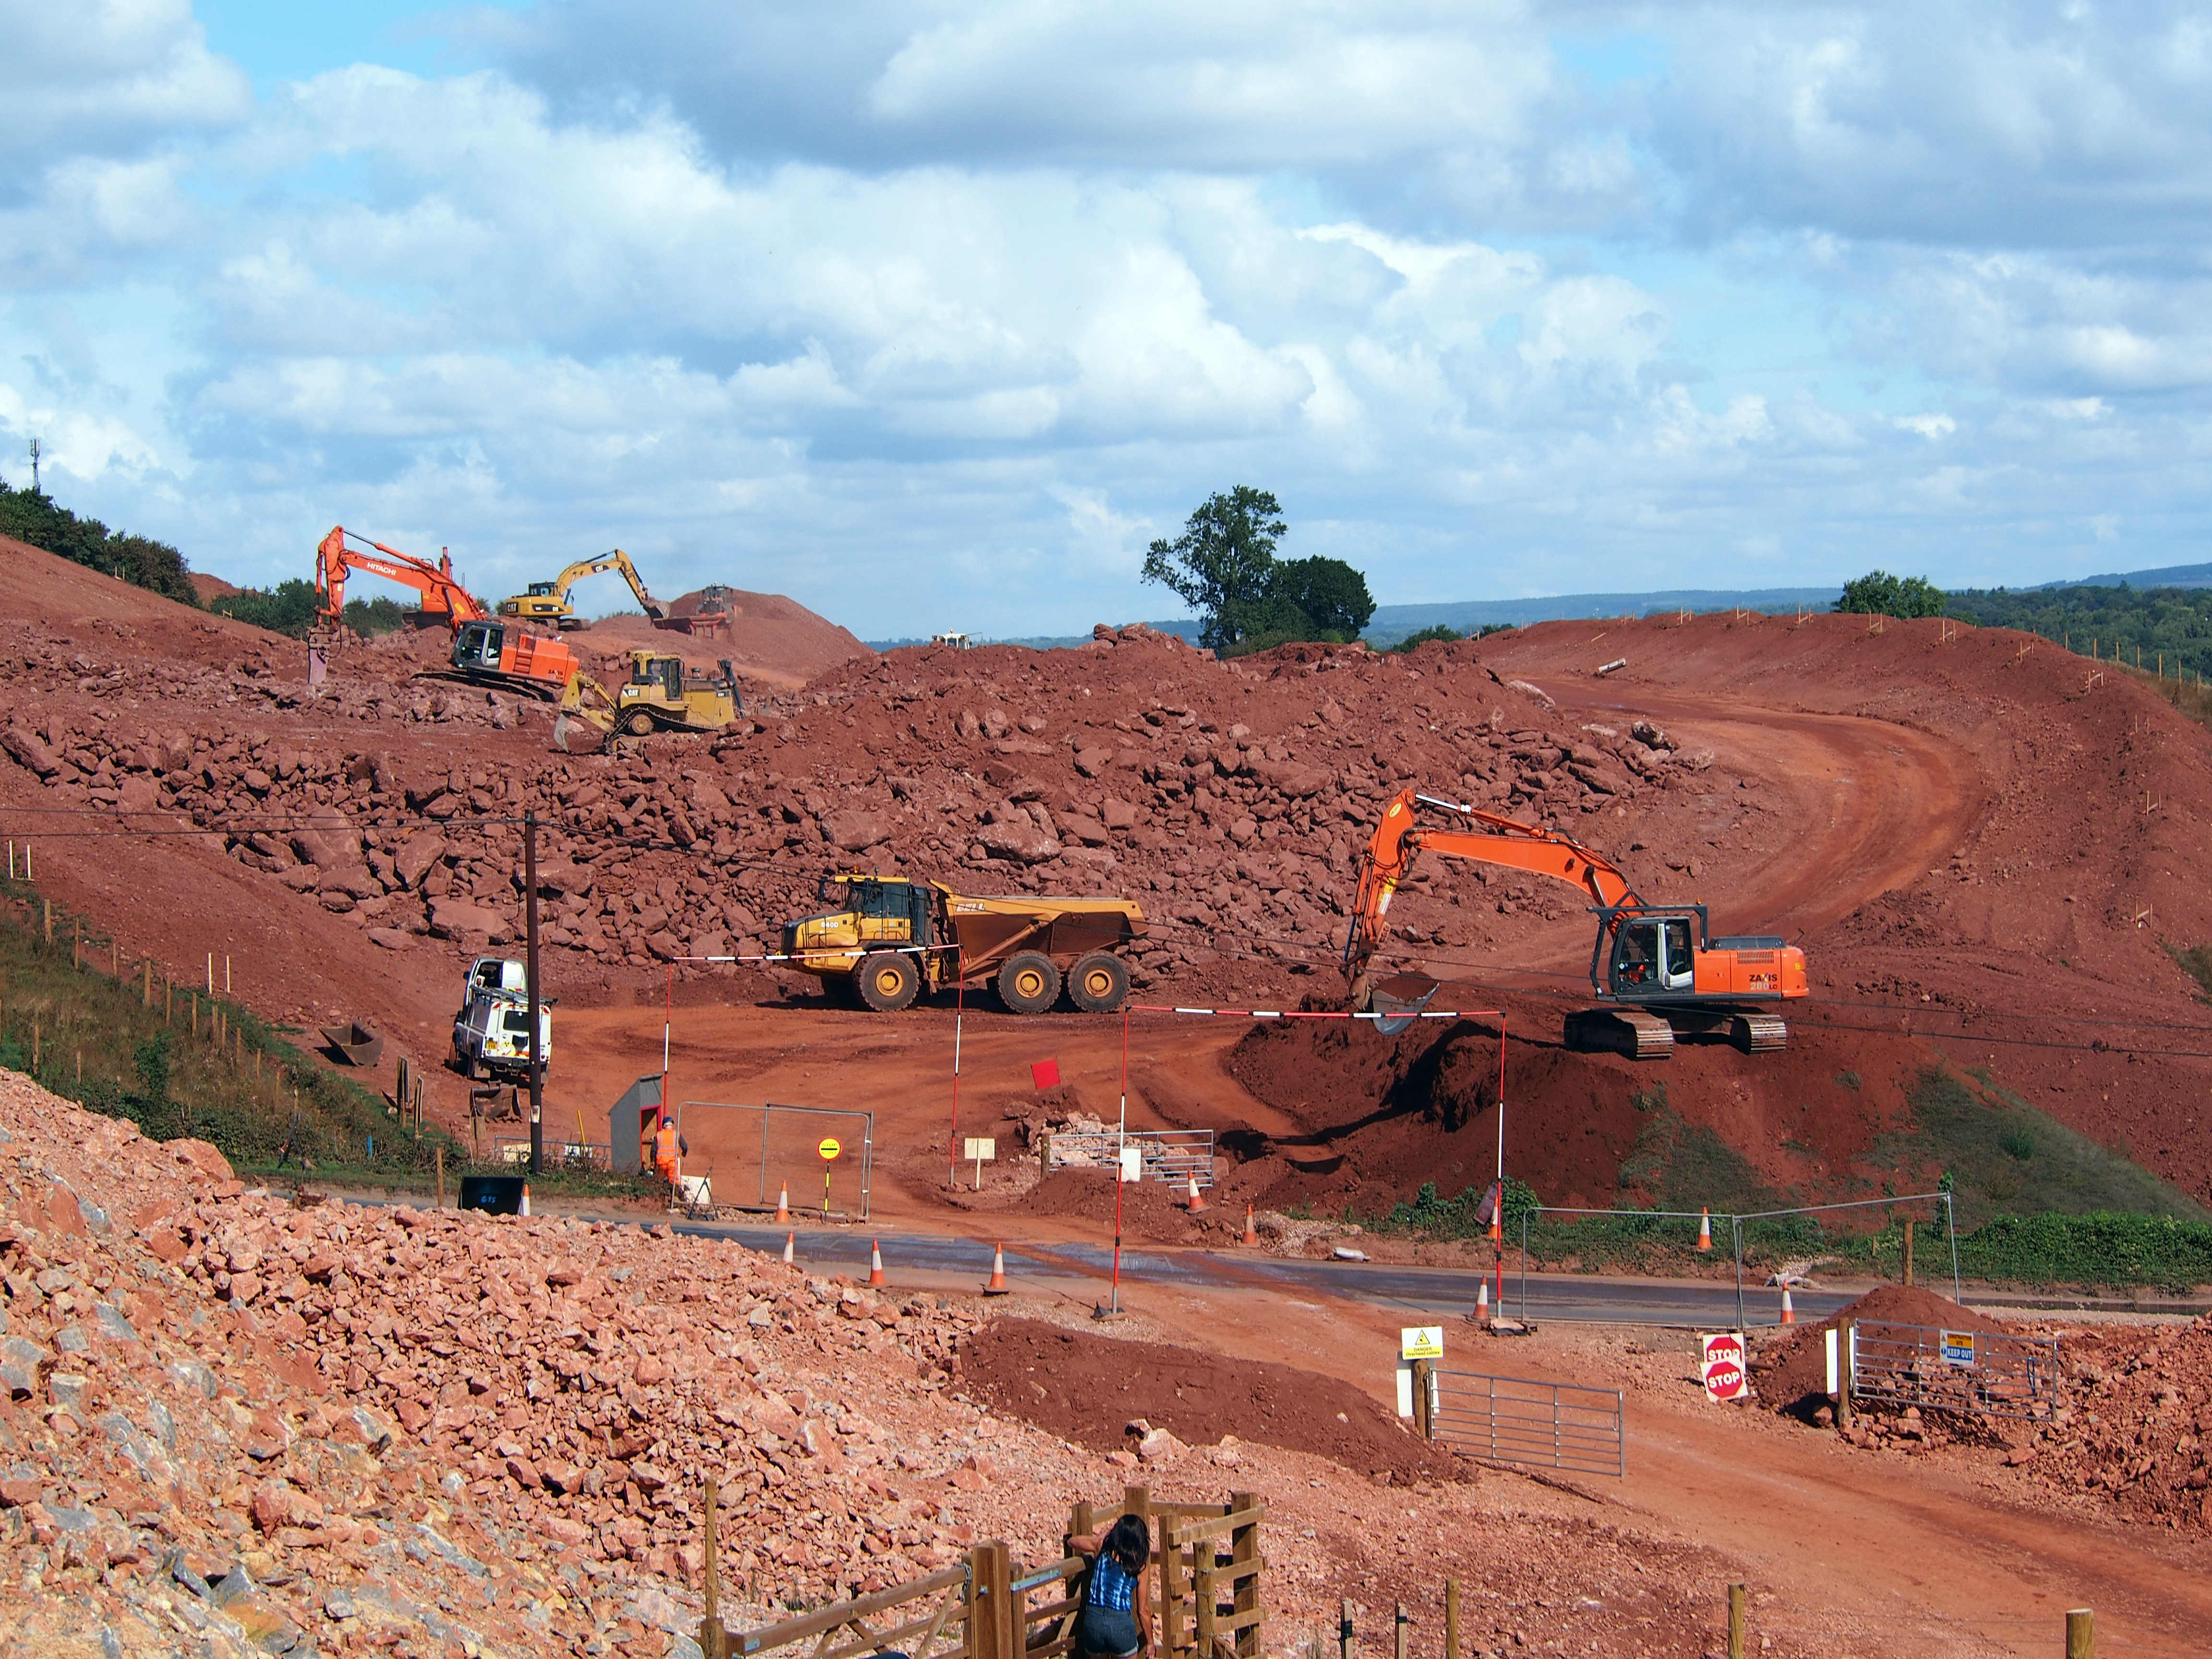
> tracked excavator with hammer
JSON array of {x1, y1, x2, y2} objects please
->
[{"x1": 1343, "y1": 788, "x2": 1806, "y2": 1058}]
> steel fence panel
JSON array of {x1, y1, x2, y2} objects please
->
[
  {"x1": 1046, "y1": 1129, "x2": 1215, "y2": 1190},
  {"x1": 1849, "y1": 1321, "x2": 2063, "y2": 1420},
  {"x1": 1431, "y1": 1370, "x2": 1624, "y2": 1478}
]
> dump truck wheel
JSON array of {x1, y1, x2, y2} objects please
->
[
  {"x1": 997, "y1": 951, "x2": 1061, "y2": 1015},
  {"x1": 624, "y1": 710, "x2": 656, "y2": 737},
  {"x1": 855, "y1": 951, "x2": 920, "y2": 1012},
  {"x1": 1067, "y1": 952, "x2": 1129, "y2": 1013}
]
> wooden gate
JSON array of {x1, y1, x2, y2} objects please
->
[
  {"x1": 703, "y1": 1482, "x2": 1266, "y2": 1659},
  {"x1": 1073, "y1": 1485, "x2": 1266, "y2": 1659}
]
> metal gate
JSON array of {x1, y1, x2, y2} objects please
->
[
  {"x1": 680, "y1": 1101, "x2": 875, "y2": 1221},
  {"x1": 1431, "y1": 1370, "x2": 1624, "y2": 1478},
  {"x1": 1044, "y1": 1128, "x2": 1215, "y2": 1190},
  {"x1": 1849, "y1": 1321, "x2": 2063, "y2": 1420}
]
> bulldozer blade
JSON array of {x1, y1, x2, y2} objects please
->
[{"x1": 1371, "y1": 975, "x2": 1441, "y2": 1036}]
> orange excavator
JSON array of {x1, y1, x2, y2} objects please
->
[
  {"x1": 310, "y1": 525, "x2": 583, "y2": 701},
  {"x1": 1344, "y1": 788, "x2": 1807, "y2": 1058}
]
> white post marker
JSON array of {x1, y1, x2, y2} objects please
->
[
  {"x1": 1824, "y1": 1328, "x2": 1839, "y2": 1396},
  {"x1": 1700, "y1": 1332, "x2": 1748, "y2": 1402},
  {"x1": 964, "y1": 1136, "x2": 997, "y2": 1191},
  {"x1": 1118, "y1": 1144, "x2": 1142, "y2": 1183},
  {"x1": 1397, "y1": 1327, "x2": 1443, "y2": 1419}
]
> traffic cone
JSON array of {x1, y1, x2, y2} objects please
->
[
  {"x1": 983, "y1": 1242, "x2": 1010, "y2": 1296},
  {"x1": 775, "y1": 1184, "x2": 791, "y2": 1224},
  {"x1": 782, "y1": 1230, "x2": 795, "y2": 1266},
  {"x1": 1697, "y1": 1208, "x2": 1712, "y2": 1251},
  {"x1": 868, "y1": 1240, "x2": 886, "y2": 1287},
  {"x1": 519, "y1": 1184, "x2": 530, "y2": 1218},
  {"x1": 1781, "y1": 1286, "x2": 1795, "y2": 1325},
  {"x1": 1476, "y1": 1280, "x2": 1490, "y2": 1327},
  {"x1": 1187, "y1": 1174, "x2": 1205, "y2": 1213},
  {"x1": 1243, "y1": 1203, "x2": 1257, "y2": 1246}
]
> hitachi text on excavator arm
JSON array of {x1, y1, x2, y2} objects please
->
[{"x1": 315, "y1": 526, "x2": 486, "y2": 629}]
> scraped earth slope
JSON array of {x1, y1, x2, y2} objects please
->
[{"x1": 5, "y1": 523, "x2": 2209, "y2": 1209}]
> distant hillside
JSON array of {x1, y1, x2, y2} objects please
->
[
  {"x1": 2040, "y1": 561, "x2": 2212, "y2": 590},
  {"x1": 1946, "y1": 584, "x2": 2212, "y2": 678},
  {"x1": 1360, "y1": 588, "x2": 1840, "y2": 647}
]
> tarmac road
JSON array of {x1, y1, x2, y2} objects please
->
[{"x1": 686, "y1": 1222, "x2": 1858, "y2": 1329}]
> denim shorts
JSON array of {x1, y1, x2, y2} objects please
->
[{"x1": 1076, "y1": 1606, "x2": 1142, "y2": 1659}]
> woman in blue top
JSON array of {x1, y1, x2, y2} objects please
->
[{"x1": 1069, "y1": 1514, "x2": 1153, "y2": 1659}]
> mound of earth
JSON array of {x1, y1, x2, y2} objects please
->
[
  {"x1": 1750, "y1": 1285, "x2": 2018, "y2": 1414},
  {"x1": 576, "y1": 587, "x2": 870, "y2": 690},
  {"x1": 983, "y1": 1169, "x2": 1242, "y2": 1246},
  {"x1": 959, "y1": 1317, "x2": 1465, "y2": 1485}
]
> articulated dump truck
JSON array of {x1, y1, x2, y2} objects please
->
[{"x1": 781, "y1": 875, "x2": 1146, "y2": 1013}]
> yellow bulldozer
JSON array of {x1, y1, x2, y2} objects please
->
[{"x1": 553, "y1": 649, "x2": 744, "y2": 748}]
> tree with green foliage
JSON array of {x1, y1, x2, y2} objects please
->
[
  {"x1": 1140, "y1": 487, "x2": 1377, "y2": 653},
  {"x1": 1269, "y1": 554, "x2": 1375, "y2": 636},
  {"x1": 1835, "y1": 569, "x2": 1946, "y2": 618},
  {"x1": 0, "y1": 475, "x2": 198, "y2": 606},
  {"x1": 210, "y1": 578, "x2": 410, "y2": 640},
  {"x1": 1142, "y1": 486, "x2": 1288, "y2": 650}
]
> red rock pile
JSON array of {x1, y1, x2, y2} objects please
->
[
  {"x1": 0, "y1": 1063, "x2": 1770, "y2": 1658},
  {"x1": 0, "y1": 611, "x2": 1696, "y2": 994}
]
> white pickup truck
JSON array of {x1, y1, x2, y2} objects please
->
[{"x1": 451, "y1": 955, "x2": 553, "y2": 1082}]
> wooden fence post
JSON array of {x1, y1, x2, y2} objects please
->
[
  {"x1": 970, "y1": 1541, "x2": 1012, "y2": 1659},
  {"x1": 1412, "y1": 1359, "x2": 1435, "y2": 1439},
  {"x1": 1393, "y1": 1604, "x2": 1407, "y2": 1659},
  {"x1": 1726, "y1": 1585, "x2": 1746, "y2": 1659},
  {"x1": 1444, "y1": 1580, "x2": 1460, "y2": 1659},
  {"x1": 435, "y1": 1145, "x2": 446, "y2": 1209},
  {"x1": 1339, "y1": 1599, "x2": 1354, "y2": 1659},
  {"x1": 2066, "y1": 1608, "x2": 2093, "y2": 1659},
  {"x1": 699, "y1": 1477, "x2": 730, "y2": 1659},
  {"x1": 1838, "y1": 1318, "x2": 1855, "y2": 1429},
  {"x1": 1230, "y1": 1491, "x2": 1260, "y2": 1659},
  {"x1": 1902, "y1": 1219, "x2": 1916, "y2": 1288}
]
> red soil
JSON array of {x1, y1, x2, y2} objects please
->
[
  {"x1": 959, "y1": 1316, "x2": 1466, "y2": 1484},
  {"x1": 7, "y1": 524, "x2": 2212, "y2": 1223},
  {"x1": 1751, "y1": 1284, "x2": 2018, "y2": 1412},
  {"x1": 572, "y1": 588, "x2": 871, "y2": 690}
]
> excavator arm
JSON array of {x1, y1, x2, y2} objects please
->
[
  {"x1": 505, "y1": 549, "x2": 667, "y2": 625},
  {"x1": 315, "y1": 526, "x2": 485, "y2": 629},
  {"x1": 1343, "y1": 788, "x2": 1644, "y2": 1005}
]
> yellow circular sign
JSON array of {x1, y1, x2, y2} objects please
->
[{"x1": 817, "y1": 1137, "x2": 842, "y2": 1161}]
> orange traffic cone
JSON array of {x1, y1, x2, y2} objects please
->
[
  {"x1": 1476, "y1": 1280, "x2": 1490, "y2": 1327},
  {"x1": 1243, "y1": 1203, "x2": 1257, "y2": 1246},
  {"x1": 1697, "y1": 1208, "x2": 1712, "y2": 1251},
  {"x1": 868, "y1": 1240, "x2": 886, "y2": 1287},
  {"x1": 1781, "y1": 1286, "x2": 1795, "y2": 1325},
  {"x1": 983, "y1": 1242, "x2": 1010, "y2": 1295},
  {"x1": 519, "y1": 1184, "x2": 530, "y2": 1218},
  {"x1": 782, "y1": 1230, "x2": 794, "y2": 1266},
  {"x1": 775, "y1": 1184, "x2": 791, "y2": 1224},
  {"x1": 1187, "y1": 1174, "x2": 1205, "y2": 1213}
]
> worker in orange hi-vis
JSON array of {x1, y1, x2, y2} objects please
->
[{"x1": 653, "y1": 1115, "x2": 679, "y2": 1186}]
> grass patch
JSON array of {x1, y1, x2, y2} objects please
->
[
  {"x1": 2170, "y1": 943, "x2": 2212, "y2": 1002},
  {"x1": 1875, "y1": 1065, "x2": 2204, "y2": 1229},
  {"x1": 0, "y1": 877, "x2": 655, "y2": 1201}
]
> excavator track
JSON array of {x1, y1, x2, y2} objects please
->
[
  {"x1": 1563, "y1": 1008, "x2": 1676, "y2": 1060},
  {"x1": 1731, "y1": 1013, "x2": 1790, "y2": 1053}
]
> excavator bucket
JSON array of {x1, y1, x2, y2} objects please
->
[{"x1": 1370, "y1": 974, "x2": 1441, "y2": 1036}]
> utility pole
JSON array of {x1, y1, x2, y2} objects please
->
[
  {"x1": 28, "y1": 437, "x2": 40, "y2": 493},
  {"x1": 525, "y1": 810, "x2": 542, "y2": 1174}
]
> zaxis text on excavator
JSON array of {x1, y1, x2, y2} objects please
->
[{"x1": 1344, "y1": 788, "x2": 1807, "y2": 1058}]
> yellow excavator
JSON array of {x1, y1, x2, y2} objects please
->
[
  {"x1": 553, "y1": 648, "x2": 744, "y2": 748},
  {"x1": 498, "y1": 549, "x2": 667, "y2": 631}
]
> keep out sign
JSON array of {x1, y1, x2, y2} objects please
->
[{"x1": 1701, "y1": 1332, "x2": 1748, "y2": 1402}]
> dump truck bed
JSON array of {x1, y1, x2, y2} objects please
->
[{"x1": 933, "y1": 884, "x2": 1144, "y2": 976}]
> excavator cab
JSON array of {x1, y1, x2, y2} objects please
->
[
  {"x1": 1611, "y1": 914, "x2": 1696, "y2": 996},
  {"x1": 451, "y1": 621, "x2": 506, "y2": 671},
  {"x1": 524, "y1": 580, "x2": 559, "y2": 597},
  {"x1": 631, "y1": 653, "x2": 684, "y2": 701}
]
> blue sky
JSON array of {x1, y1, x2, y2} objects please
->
[{"x1": 2, "y1": 1, "x2": 2207, "y2": 636}]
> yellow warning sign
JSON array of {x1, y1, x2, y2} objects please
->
[{"x1": 817, "y1": 1137, "x2": 842, "y2": 1161}]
